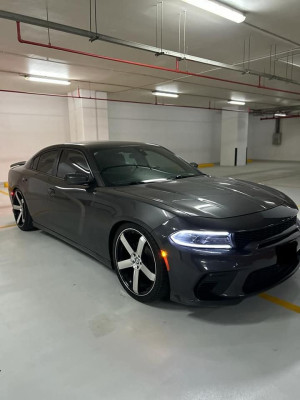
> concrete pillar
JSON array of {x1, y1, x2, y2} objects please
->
[
  {"x1": 220, "y1": 110, "x2": 249, "y2": 166},
  {"x1": 67, "y1": 90, "x2": 109, "y2": 142}
]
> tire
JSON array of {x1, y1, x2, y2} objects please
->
[
  {"x1": 12, "y1": 189, "x2": 35, "y2": 231},
  {"x1": 113, "y1": 223, "x2": 170, "y2": 303}
]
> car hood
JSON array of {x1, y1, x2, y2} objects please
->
[{"x1": 115, "y1": 176, "x2": 291, "y2": 218}]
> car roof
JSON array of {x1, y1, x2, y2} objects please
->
[{"x1": 36, "y1": 141, "x2": 161, "y2": 153}]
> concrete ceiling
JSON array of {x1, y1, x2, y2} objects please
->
[{"x1": 1, "y1": 0, "x2": 300, "y2": 111}]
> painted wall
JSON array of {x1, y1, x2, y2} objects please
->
[
  {"x1": 248, "y1": 115, "x2": 300, "y2": 161},
  {"x1": 108, "y1": 102, "x2": 221, "y2": 164},
  {"x1": 0, "y1": 92, "x2": 70, "y2": 181},
  {"x1": 68, "y1": 90, "x2": 109, "y2": 142}
]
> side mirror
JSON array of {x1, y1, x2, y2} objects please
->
[
  {"x1": 64, "y1": 173, "x2": 90, "y2": 185},
  {"x1": 190, "y1": 162, "x2": 199, "y2": 169}
]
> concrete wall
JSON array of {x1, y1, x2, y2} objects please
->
[
  {"x1": 108, "y1": 102, "x2": 221, "y2": 164},
  {"x1": 2, "y1": 91, "x2": 300, "y2": 182},
  {"x1": 0, "y1": 93, "x2": 223, "y2": 181},
  {"x1": 248, "y1": 115, "x2": 300, "y2": 161},
  {"x1": 220, "y1": 111, "x2": 248, "y2": 166},
  {"x1": 0, "y1": 92, "x2": 70, "y2": 181}
]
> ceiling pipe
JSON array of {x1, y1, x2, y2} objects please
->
[
  {"x1": 0, "y1": 9, "x2": 243, "y2": 72},
  {"x1": 252, "y1": 104, "x2": 300, "y2": 116},
  {"x1": 260, "y1": 114, "x2": 300, "y2": 120},
  {"x1": 244, "y1": 22, "x2": 300, "y2": 47},
  {"x1": 0, "y1": 88, "x2": 251, "y2": 113},
  {"x1": 1, "y1": 10, "x2": 299, "y2": 85},
  {"x1": 16, "y1": 22, "x2": 300, "y2": 98}
]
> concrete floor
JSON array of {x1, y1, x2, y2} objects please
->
[{"x1": 0, "y1": 161, "x2": 299, "y2": 400}]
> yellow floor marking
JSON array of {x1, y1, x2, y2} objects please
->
[
  {"x1": 259, "y1": 293, "x2": 300, "y2": 313},
  {"x1": 0, "y1": 223, "x2": 16, "y2": 229},
  {"x1": 0, "y1": 189, "x2": 9, "y2": 196},
  {"x1": 198, "y1": 163, "x2": 215, "y2": 168}
]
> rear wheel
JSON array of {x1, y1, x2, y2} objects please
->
[
  {"x1": 12, "y1": 189, "x2": 34, "y2": 231},
  {"x1": 113, "y1": 223, "x2": 169, "y2": 303}
]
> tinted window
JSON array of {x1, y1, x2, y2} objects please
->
[
  {"x1": 143, "y1": 150, "x2": 184, "y2": 172},
  {"x1": 31, "y1": 156, "x2": 39, "y2": 170},
  {"x1": 57, "y1": 149, "x2": 91, "y2": 179},
  {"x1": 37, "y1": 151, "x2": 58, "y2": 175},
  {"x1": 93, "y1": 145, "x2": 202, "y2": 186}
]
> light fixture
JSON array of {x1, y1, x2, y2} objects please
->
[
  {"x1": 228, "y1": 100, "x2": 246, "y2": 106},
  {"x1": 25, "y1": 75, "x2": 71, "y2": 85},
  {"x1": 182, "y1": 0, "x2": 246, "y2": 23},
  {"x1": 152, "y1": 91, "x2": 179, "y2": 98},
  {"x1": 274, "y1": 112, "x2": 287, "y2": 117}
]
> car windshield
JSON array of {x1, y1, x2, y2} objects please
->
[{"x1": 93, "y1": 144, "x2": 203, "y2": 186}]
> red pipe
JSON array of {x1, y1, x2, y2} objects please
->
[
  {"x1": 16, "y1": 22, "x2": 300, "y2": 98},
  {"x1": 0, "y1": 88, "x2": 251, "y2": 113}
]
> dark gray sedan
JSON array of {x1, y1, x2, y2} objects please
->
[{"x1": 8, "y1": 141, "x2": 300, "y2": 305}]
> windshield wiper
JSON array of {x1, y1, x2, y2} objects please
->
[
  {"x1": 127, "y1": 178, "x2": 169, "y2": 186},
  {"x1": 127, "y1": 175, "x2": 197, "y2": 185},
  {"x1": 173, "y1": 174, "x2": 198, "y2": 180},
  {"x1": 101, "y1": 164, "x2": 146, "y2": 172}
]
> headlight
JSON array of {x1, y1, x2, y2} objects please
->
[{"x1": 170, "y1": 230, "x2": 233, "y2": 249}]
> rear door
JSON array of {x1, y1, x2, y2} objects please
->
[{"x1": 26, "y1": 149, "x2": 60, "y2": 228}]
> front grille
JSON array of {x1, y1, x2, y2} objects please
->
[
  {"x1": 243, "y1": 242, "x2": 299, "y2": 294},
  {"x1": 194, "y1": 271, "x2": 238, "y2": 300},
  {"x1": 234, "y1": 217, "x2": 297, "y2": 248}
]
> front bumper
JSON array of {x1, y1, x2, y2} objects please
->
[{"x1": 153, "y1": 215, "x2": 300, "y2": 306}]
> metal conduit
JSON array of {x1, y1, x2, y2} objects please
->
[
  {"x1": 0, "y1": 10, "x2": 299, "y2": 85},
  {"x1": 0, "y1": 10, "x2": 243, "y2": 72},
  {"x1": 15, "y1": 22, "x2": 300, "y2": 98},
  {"x1": 0, "y1": 88, "x2": 252, "y2": 113}
]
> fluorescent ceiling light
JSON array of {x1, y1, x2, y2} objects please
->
[
  {"x1": 152, "y1": 91, "x2": 179, "y2": 98},
  {"x1": 182, "y1": 0, "x2": 246, "y2": 23},
  {"x1": 228, "y1": 100, "x2": 246, "y2": 105},
  {"x1": 25, "y1": 75, "x2": 71, "y2": 85},
  {"x1": 274, "y1": 112, "x2": 286, "y2": 117}
]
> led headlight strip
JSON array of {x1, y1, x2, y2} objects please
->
[{"x1": 170, "y1": 230, "x2": 233, "y2": 249}]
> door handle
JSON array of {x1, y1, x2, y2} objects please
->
[{"x1": 48, "y1": 187, "x2": 55, "y2": 197}]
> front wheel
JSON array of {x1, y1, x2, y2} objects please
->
[
  {"x1": 113, "y1": 223, "x2": 169, "y2": 303},
  {"x1": 12, "y1": 189, "x2": 34, "y2": 231}
]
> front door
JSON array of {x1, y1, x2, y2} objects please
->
[{"x1": 46, "y1": 149, "x2": 95, "y2": 247}]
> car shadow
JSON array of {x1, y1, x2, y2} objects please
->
[{"x1": 40, "y1": 230, "x2": 115, "y2": 271}]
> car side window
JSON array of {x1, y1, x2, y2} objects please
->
[
  {"x1": 31, "y1": 156, "x2": 39, "y2": 170},
  {"x1": 36, "y1": 150, "x2": 58, "y2": 175},
  {"x1": 57, "y1": 149, "x2": 91, "y2": 179}
]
